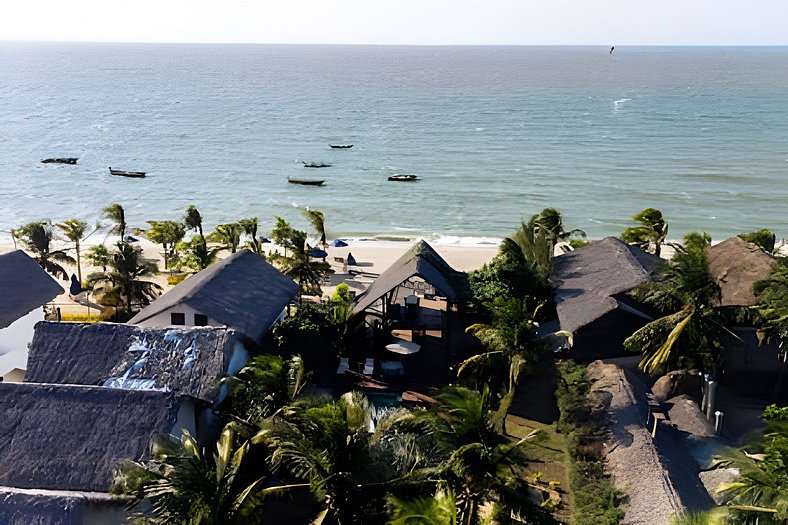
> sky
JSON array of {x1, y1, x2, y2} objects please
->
[{"x1": 2, "y1": 0, "x2": 786, "y2": 46}]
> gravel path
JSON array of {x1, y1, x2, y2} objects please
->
[{"x1": 588, "y1": 362, "x2": 714, "y2": 525}]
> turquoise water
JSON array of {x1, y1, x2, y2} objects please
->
[{"x1": 1, "y1": 44, "x2": 787, "y2": 242}]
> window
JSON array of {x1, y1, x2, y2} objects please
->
[
  {"x1": 194, "y1": 314, "x2": 208, "y2": 326},
  {"x1": 170, "y1": 312, "x2": 185, "y2": 325}
]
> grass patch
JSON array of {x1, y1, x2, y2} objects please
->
[
  {"x1": 60, "y1": 312, "x2": 101, "y2": 323},
  {"x1": 556, "y1": 360, "x2": 624, "y2": 525},
  {"x1": 506, "y1": 415, "x2": 572, "y2": 523}
]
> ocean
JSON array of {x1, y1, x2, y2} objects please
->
[{"x1": 1, "y1": 43, "x2": 787, "y2": 244}]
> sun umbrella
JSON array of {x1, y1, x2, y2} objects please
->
[
  {"x1": 329, "y1": 239, "x2": 348, "y2": 247},
  {"x1": 310, "y1": 248, "x2": 328, "y2": 258}
]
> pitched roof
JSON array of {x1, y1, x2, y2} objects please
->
[
  {"x1": 551, "y1": 237, "x2": 663, "y2": 334},
  {"x1": 0, "y1": 251, "x2": 63, "y2": 330},
  {"x1": 129, "y1": 250, "x2": 298, "y2": 341},
  {"x1": 0, "y1": 486, "x2": 122, "y2": 525},
  {"x1": 25, "y1": 322, "x2": 237, "y2": 402},
  {"x1": 0, "y1": 383, "x2": 179, "y2": 492},
  {"x1": 352, "y1": 240, "x2": 471, "y2": 314},
  {"x1": 706, "y1": 236, "x2": 776, "y2": 307}
]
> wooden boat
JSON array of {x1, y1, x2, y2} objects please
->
[
  {"x1": 288, "y1": 177, "x2": 325, "y2": 186},
  {"x1": 109, "y1": 167, "x2": 146, "y2": 178},
  {"x1": 329, "y1": 144, "x2": 353, "y2": 149},
  {"x1": 302, "y1": 161, "x2": 332, "y2": 168},
  {"x1": 41, "y1": 157, "x2": 78, "y2": 164},
  {"x1": 388, "y1": 174, "x2": 419, "y2": 182}
]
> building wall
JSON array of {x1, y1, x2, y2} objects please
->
[
  {"x1": 571, "y1": 309, "x2": 652, "y2": 361},
  {"x1": 2, "y1": 367, "x2": 25, "y2": 383},
  {"x1": 83, "y1": 501, "x2": 129, "y2": 525},
  {"x1": 721, "y1": 328, "x2": 786, "y2": 399},
  {"x1": 134, "y1": 304, "x2": 223, "y2": 330},
  {"x1": 0, "y1": 308, "x2": 44, "y2": 355}
]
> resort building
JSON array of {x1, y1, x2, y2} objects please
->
[
  {"x1": 0, "y1": 382, "x2": 191, "y2": 524},
  {"x1": 550, "y1": 236, "x2": 663, "y2": 360},
  {"x1": 350, "y1": 240, "x2": 473, "y2": 385},
  {"x1": 0, "y1": 250, "x2": 63, "y2": 382},
  {"x1": 129, "y1": 250, "x2": 299, "y2": 345}
]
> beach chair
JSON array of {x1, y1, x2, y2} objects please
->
[
  {"x1": 363, "y1": 358, "x2": 375, "y2": 376},
  {"x1": 336, "y1": 357, "x2": 349, "y2": 375}
]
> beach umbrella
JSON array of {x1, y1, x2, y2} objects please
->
[
  {"x1": 329, "y1": 239, "x2": 348, "y2": 247},
  {"x1": 310, "y1": 248, "x2": 328, "y2": 259},
  {"x1": 69, "y1": 274, "x2": 83, "y2": 295},
  {"x1": 260, "y1": 237, "x2": 271, "y2": 243}
]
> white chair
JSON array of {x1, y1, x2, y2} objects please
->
[
  {"x1": 363, "y1": 358, "x2": 375, "y2": 375},
  {"x1": 336, "y1": 357, "x2": 349, "y2": 375}
]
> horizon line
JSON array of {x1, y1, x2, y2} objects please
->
[{"x1": 2, "y1": 40, "x2": 788, "y2": 47}]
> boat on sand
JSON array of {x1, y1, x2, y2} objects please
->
[
  {"x1": 388, "y1": 174, "x2": 419, "y2": 182},
  {"x1": 288, "y1": 177, "x2": 325, "y2": 186},
  {"x1": 109, "y1": 167, "x2": 146, "y2": 178}
]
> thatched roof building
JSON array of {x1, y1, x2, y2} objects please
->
[
  {"x1": 352, "y1": 240, "x2": 470, "y2": 315},
  {"x1": 706, "y1": 236, "x2": 776, "y2": 307},
  {"x1": 551, "y1": 237, "x2": 663, "y2": 358},
  {"x1": 0, "y1": 484, "x2": 128, "y2": 525},
  {"x1": 0, "y1": 250, "x2": 63, "y2": 330},
  {"x1": 129, "y1": 250, "x2": 298, "y2": 342},
  {"x1": 25, "y1": 322, "x2": 240, "y2": 402},
  {"x1": 0, "y1": 382, "x2": 181, "y2": 493}
]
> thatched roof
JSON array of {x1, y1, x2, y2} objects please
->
[
  {"x1": 0, "y1": 487, "x2": 123, "y2": 525},
  {"x1": 706, "y1": 236, "x2": 776, "y2": 307},
  {"x1": 0, "y1": 251, "x2": 63, "y2": 330},
  {"x1": 129, "y1": 250, "x2": 298, "y2": 341},
  {"x1": 352, "y1": 241, "x2": 471, "y2": 314},
  {"x1": 0, "y1": 383, "x2": 179, "y2": 492},
  {"x1": 551, "y1": 237, "x2": 663, "y2": 334},
  {"x1": 25, "y1": 322, "x2": 237, "y2": 402}
]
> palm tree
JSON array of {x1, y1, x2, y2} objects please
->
[
  {"x1": 102, "y1": 203, "x2": 127, "y2": 240},
  {"x1": 461, "y1": 297, "x2": 549, "y2": 401},
  {"x1": 57, "y1": 218, "x2": 88, "y2": 283},
  {"x1": 303, "y1": 209, "x2": 327, "y2": 247},
  {"x1": 622, "y1": 208, "x2": 669, "y2": 258},
  {"x1": 510, "y1": 208, "x2": 585, "y2": 278},
  {"x1": 254, "y1": 392, "x2": 433, "y2": 524},
  {"x1": 274, "y1": 229, "x2": 331, "y2": 295},
  {"x1": 208, "y1": 223, "x2": 243, "y2": 253},
  {"x1": 87, "y1": 241, "x2": 161, "y2": 317},
  {"x1": 238, "y1": 217, "x2": 264, "y2": 255},
  {"x1": 224, "y1": 354, "x2": 307, "y2": 424},
  {"x1": 394, "y1": 386, "x2": 544, "y2": 525},
  {"x1": 388, "y1": 490, "x2": 457, "y2": 525},
  {"x1": 12, "y1": 220, "x2": 75, "y2": 280},
  {"x1": 184, "y1": 204, "x2": 205, "y2": 242},
  {"x1": 115, "y1": 424, "x2": 284, "y2": 524},
  {"x1": 624, "y1": 232, "x2": 737, "y2": 375},
  {"x1": 177, "y1": 236, "x2": 220, "y2": 272},
  {"x1": 85, "y1": 243, "x2": 112, "y2": 272},
  {"x1": 145, "y1": 220, "x2": 186, "y2": 270}
]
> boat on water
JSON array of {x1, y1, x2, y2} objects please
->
[
  {"x1": 302, "y1": 161, "x2": 332, "y2": 168},
  {"x1": 109, "y1": 167, "x2": 146, "y2": 178},
  {"x1": 388, "y1": 174, "x2": 419, "y2": 182},
  {"x1": 288, "y1": 177, "x2": 325, "y2": 186},
  {"x1": 41, "y1": 157, "x2": 78, "y2": 164},
  {"x1": 329, "y1": 144, "x2": 353, "y2": 149}
]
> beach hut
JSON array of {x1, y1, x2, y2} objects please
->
[
  {"x1": 550, "y1": 236, "x2": 663, "y2": 360},
  {"x1": 128, "y1": 250, "x2": 298, "y2": 346},
  {"x1": 705, "y1": 237, "x2": 782, "y2": 397},
  {"x1": 706, "y1": 236, "x2": 776, "y2": 307},
  {"x1": 0, "y1": 382, "x2": 192, "y2": 523},
  {"x1": 0, "y1": 250, "x2": 64, "y2": 381},
  {"x1": 351, "y1": 240, "x2": 471, "y2": 329}
]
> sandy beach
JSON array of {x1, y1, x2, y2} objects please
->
[{"x1": 0, "y1": 236, "x2": 500, "y2": 315}]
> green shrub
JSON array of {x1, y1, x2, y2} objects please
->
[
  {"x1": 60, "y1": 312, "x2": 101, "y2": 323},
  {"x1": 738, "y1": 229, "x2": 776, "y2": 253}
]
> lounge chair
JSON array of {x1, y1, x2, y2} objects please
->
[
  {"x1": 336, "y1": 357, "x2": 349, "y2": 375},
  {"x1": 363, "y1": 358, "x2": 375, "y2": 376}
]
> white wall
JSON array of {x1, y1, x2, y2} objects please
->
[
  {"x1": 0, "y1": 308, "x2": 43, "y2": 355},
  {"x1": 135, "y1": 304, "x2": 222, "y2": 330}
]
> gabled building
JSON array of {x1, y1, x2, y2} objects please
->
[
  {"x1": 0, "y1": 382, "x2": 190, "y2": 524},
  {"x1": 0, "y1": 250, "x2": 64, "y2": 381},
  {"x1": 129, "y1": 250, "x2": 298, "y2": 345},
  {"x1": 26, "y1": 322, "x2": 243, "y2": 405},
  {"x1": 551, "y1": 237, "x2": 663, "y2": 360}
]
